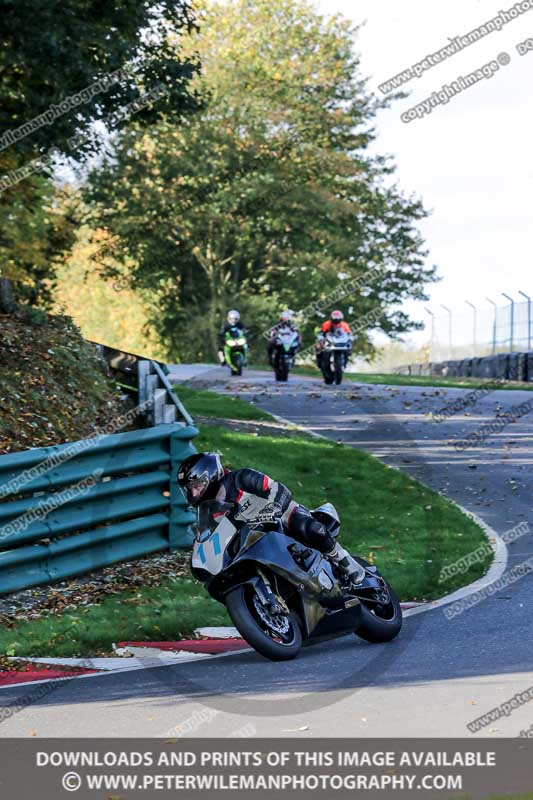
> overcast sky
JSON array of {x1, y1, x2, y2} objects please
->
[{"x1": 317, "y1": 0, "x2": 532, "y2": 344}]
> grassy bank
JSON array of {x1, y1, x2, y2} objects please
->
[
  {"x1": 0, "y1": 388, "x2": 492, "y2": 658},
  {"x1": 0, "y1": 311, "x2": 134, "y2": 455},
  {"x1": 194, "y1": 424, "x2": 490, "y2": 603}
]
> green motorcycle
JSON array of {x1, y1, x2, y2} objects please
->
[{"x1": 224, "y1": 326, "x2": 248, "y2": 376}]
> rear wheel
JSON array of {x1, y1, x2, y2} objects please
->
[
  {"x1": 352, "y1": 557, "x2": 402, "y2": 643},
  {"x1": 226, "y1": 584, "x2": 302, "y2": 661}
]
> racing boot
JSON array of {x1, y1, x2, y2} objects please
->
[{"x1": 326, "y1": 542, "x2": 365, "y2": 584}]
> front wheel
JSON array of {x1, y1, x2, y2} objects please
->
[
  {"x1": 353, "y1": 557, "x2": 403, "y2": 643},
  {"x1": 231, "y1": 352, "x2": 244, "y2": 376},
  {"x1": 333, "y1": 351, "x2": 344, "y2": 385},
  {"x1": 225, "y1": 584, "x2": 302, "y2": 661},
  {"x1": 322, "y1": 356, "x2": 334, "y2": 385},
  {"x1": 275, "y1": 357, "x2": 289, "y2": 382}
]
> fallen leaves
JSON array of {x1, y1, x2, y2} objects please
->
[
  {"x1": 0, "y1": 313, "x2": 136, "y2": 456},
  {"x1": 0, "y1": 552, "x2": 190, "y2": 625}
]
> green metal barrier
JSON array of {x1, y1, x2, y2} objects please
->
[{"x1": 0, "y1": 424, "x2": 198, "y2": 595}]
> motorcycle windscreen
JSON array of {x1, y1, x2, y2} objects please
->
[
  {"x1": 192, "y1": 507, "x2": 237, "y2": 576},
  {"x1": 327, "y1": 331, "x2": 349, "y2": 343},
  {"x1": 279, "y1": 332, "x2": 297, "y2": 350},
  {"x1": 195, "y1": 500, "x2": 233, "y2": 535}
]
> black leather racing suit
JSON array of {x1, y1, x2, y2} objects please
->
[{"x1": 211, "y1": 468, "x2": 335, "y2": 553}]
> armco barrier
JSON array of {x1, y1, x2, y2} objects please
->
[
  {"x1": 393, "y1": 350, "x2": 533, "y2": 382},
  {"x1": 0, "y1": 424, "x2": 197, "y2": 595},
  {"x1": 89, "y1": 341, "x2": 193, "y2": 427},
  {"x1": 462, "y1": 359, "x2": 474, "y2": 377},
  {"x1": 527, "y1": 353, "x2": 533, "y2": 381}
]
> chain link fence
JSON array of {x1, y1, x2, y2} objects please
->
[{"x1": 428, "y1": 298, "x2": 533, "y2": 362}]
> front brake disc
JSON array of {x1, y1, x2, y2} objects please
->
[{"x1": 252, "y1": 594, "x2": 290, "y2": 635}]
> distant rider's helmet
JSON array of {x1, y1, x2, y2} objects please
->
[
  {"x1": 279, "y1": 310, "x2": 293, "y2": 324},
  {"x1": 330, "y1": 310, "x2": 344, "y2": 327},
  {"x1": 177, "y1": 453, "x2": 224, "y2": 507},
  {"x1": 227, "y1": 310, "x2": 240, "y2": 325}
]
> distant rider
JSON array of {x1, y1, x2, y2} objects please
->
[
  {"x1": 218, "y1": 309, "x2": 247, "y2": 365},
  {"x1": 316, "y1": 310, "x2": 352, "y2": 368},
  {"x1": 320, "y1": 310, "x2": 352, "y2": 336},
  {"x1": 267, "y1": 310, "x2": 301, "y2": 367},
  {"x1": 177, "y1": 452, "x2": 365, "y2": 582}
]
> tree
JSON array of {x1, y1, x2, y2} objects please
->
[
  {"x1": 83, "y1": 0, "x2": 437, "y2": 362},
  {"x1": 52, "y1": 223, "x2": 165, "y2": 359},
  {"x1": 0, "y1": 180, "x2": 80, "y2": 311},
  {"x1": 0, "y1": 0, "x2": 198, "y2": 310}
]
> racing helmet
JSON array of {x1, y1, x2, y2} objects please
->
[
  {"x1": 330, "y1": 310, "x2": 344, "y2": 326},
  {"x1": 177, "y1": 452, "x2": 224, "y2": 507},
  {"x1": 279, "y1": 310, "x2": 293, "y2": 323},
  {"x1": 227, "y1": 309, "x2": 240, "y2": 325}
]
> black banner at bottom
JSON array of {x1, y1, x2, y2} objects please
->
[{"x1": 0, "y1": 738, "x2": 531, "y2": 799}]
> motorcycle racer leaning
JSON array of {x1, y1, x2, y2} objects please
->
[{"x1": 178, "y1": 452, "x2": 365, "y2": 583}]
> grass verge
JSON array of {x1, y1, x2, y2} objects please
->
[
  {"x1": 0, "y1": 389, "x2": 492, "y2": 658},
  {"x1": 343, "y1": 372, "x2": 533, "y2": 391},
  {"x1": 249, "y1": 363, "x2": 533, "y2": 390},
  {"x1": 0, "y1": 578, "x2": 230, "y2": 659},
  {"x1": 173, "y1": 385, "x2": 273, "y2": 421}
]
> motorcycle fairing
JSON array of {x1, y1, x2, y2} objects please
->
[
  {"x1": 205, "y1": 527, "x2": 362, "y2": 639},
  {"x1": 192, "y1": 514, "x2": 239, "y2": 575},
  {"x1": 276, "y1": 330, "x2": 299, "y2": 352}
]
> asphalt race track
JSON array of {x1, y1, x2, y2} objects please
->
[{"x1": 1, "y1": 369, "x2": 532, "y2": 738}]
